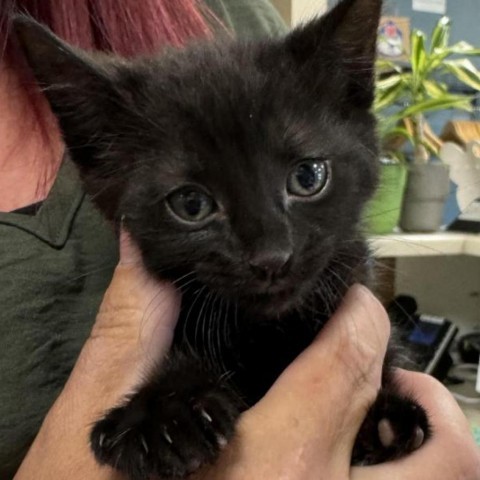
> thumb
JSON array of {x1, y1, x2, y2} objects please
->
[
  {"x1": 238, "y1": 285, "x2": 390, "y2": 477},
  {"x1": 93, "y1": 229, "x2": 181, "y2": 366},
  {"x1": 118, "y1": 227, "x2": 143, "y2": 266},
  {"x1": 62, "y1": 230, "x2": 181, "y2": 420}
]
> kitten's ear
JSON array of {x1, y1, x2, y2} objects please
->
[
  {"x1": 286, "y1": 0, "x2": 382, "y2": 108},
  {"x1": 14, "y1": 16, "x2": 131, "y2": 219}
]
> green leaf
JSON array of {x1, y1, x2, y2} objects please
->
[
  {"x1": 376, "y1": 74, "x2": 403, "y2": 91},
  {"x1": 430, "y1": 17, "x2": 451, "y2": 53},
  {"x1": 411, "y1": 31, "x2": 428, "y2": 76},
  {"x1": 428, "y1": 50, "x2": 451, "y2": 70},
  {"x1": 374, "y1": 80, "x2": 405, "y2": 112},
  {"x1": 376, "y1": 111, "x2": 407, "y2": 138},
  {"x1": 390, "y1": 95, "x2": 473, "y2": 124},
  {"x1": 423, "y1": 79, "x2": 448, "y2": 98},
  {"x1": 376, "y1": 59, "x2": 402, "y2": 73},
  {"x1": 423, "y1": 140, "x2": 439, "y2": 157},
  {"x1": 443, "y1": 59, "x2": 480, "y2": 90},
  {"x1": 430, "y1": 42, "x2": 480, "y2": 70},
  {"x1": 444, "y1": 41, "x2": 480, "y2": 56},
  {"x1": 386, "y1": 126, "x2": 415, "y2": 143}
]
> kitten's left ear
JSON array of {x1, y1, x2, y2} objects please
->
[
  {"x1": 14, "y1": 16, "x2": 133, "y2": 219},
  {"x1": 286, "y1": 0, "x2": 382, "y2": 108}
]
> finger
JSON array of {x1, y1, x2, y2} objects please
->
[
  {"x1": 119, "y1": 228, "x2": 143, "y2": 266},
  {"x1": 395, "y1": 370, "x2": 470, "y2": 437},
  {"x1": 352, "y1": 371, "x2": 480, "y2": 480},
  {"x1": 239, "y1": 285, "x2": 390, "y2": 475},
  {"x1": 95, "y1": 229, "x2": 181, "y2": 360}
]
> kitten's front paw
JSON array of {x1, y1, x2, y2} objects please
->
[
  {"x1": 352, "y1": 390, "x2": 430, "y2": 465},
  {"x1": 91, "y1": 385, "x2": 239, "y2": 479}
]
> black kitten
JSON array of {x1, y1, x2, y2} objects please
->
[{"x1": 15, "y1": 0, "x2": 429, "y2": 478}]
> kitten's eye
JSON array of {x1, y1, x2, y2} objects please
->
[
  {"x1": 167, "y1": 187, "x2": 216, "y2": 222},
  {"x1": 287, "y1": 159, "x2": 329, "y2": 197}
]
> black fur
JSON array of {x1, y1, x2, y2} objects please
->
[{"x1": 15, "y1": 1, "x2": 430, "y2": 478}]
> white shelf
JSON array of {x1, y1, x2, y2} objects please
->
[{"x1": 370, "y1": 232, "x2": 480, "y2": 258}]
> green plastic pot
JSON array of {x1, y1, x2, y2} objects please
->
[{"x1": 364, "y1": 161, "x2": 408, "y2": 234}]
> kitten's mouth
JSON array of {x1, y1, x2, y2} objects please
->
[{"x1": 244, "y1": 285, "x2": 302, "y2": 317}]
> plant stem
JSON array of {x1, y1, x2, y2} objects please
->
[{"x1": 412, "y1": 114, "x2": 430, "y2": 163}]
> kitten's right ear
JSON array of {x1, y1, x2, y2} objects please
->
[
  {"x1": 14, "y1": 16, "x2": 132, "y2": 219},
  {"x1": 285, "y1": 0, "x2": 382, "y2": 108}
]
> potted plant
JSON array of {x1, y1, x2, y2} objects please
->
[
  {"x1": 374, "y1": 16, "x2": 480, "y2": 232},
  {"x1": 364, "y1": 152, "x2": 408, "y2": 235}
]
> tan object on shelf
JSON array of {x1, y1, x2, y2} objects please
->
[
  {"x1": 402, "y1": 117, "x2": 444, "y2": 154},
  {"x1": 441, "y1": 121, "x2": 480, "y2": 148}
]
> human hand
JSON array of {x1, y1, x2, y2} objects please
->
[
  {"x1": 16, "y1": 249, "x2": 480, "y2": 480},
  {"x1": 74, "y1": 230, "x2": 181, "y2": 408},
  {"x1": 352, "y1": 369, "x2": 480, "y2": 480},
  {"x1": 192, "y1": 285, "x2": 480, "y2": 480}
]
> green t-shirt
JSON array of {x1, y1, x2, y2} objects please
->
[
  {"x1": 0, "y1": 159, "x2": 119, "y2": 478},
  {"x1": 0, "y1": 2, "x2": 286, "y2": 477},
  {"x1": 204, "y1": 0, "x2": 287, "y2": 38}
]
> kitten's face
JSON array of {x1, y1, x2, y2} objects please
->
[
  {"x1": 120, "y1": 54, "x2": 377, "y2": 315},
  {"x1": 15, "y1": 0, "x2": 382, "y2": 316}
]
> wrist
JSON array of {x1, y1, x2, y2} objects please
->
[
  {"x1": 14, "y1": 336, "x2": 140, "y2": 480},
  {"x1": 61, "y1": 335, "x2": 144, "y2": 419}
]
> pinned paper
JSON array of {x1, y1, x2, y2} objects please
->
[{"x1": 412, "y1": 0, "x2": 447, "y2": 14}]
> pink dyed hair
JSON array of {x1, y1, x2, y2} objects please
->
[
  {"x1": 0, "y1": 0, "x2": 212, "y2": 190},
  {"x1": 1, "y1": 0, "x2": 212, "y2": 55}
]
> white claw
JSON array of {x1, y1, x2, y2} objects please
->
[
  {"x1": 140, "y1": 435, "x2": 149, "y2": 454},
  {"x1": 200, "y1": 409, "x2": 213, "y2": 423},
  {"x1": 188, "y1": 459, "x2": 201, "y2": 472},
  {"x1": 378, "y1": 418, "x2": 395, "y2": 448},
  {"x1": 98, "y1": 433, "x2": 106, "y2": 448},
  {"x1": 216, "y1": 435, "x2": 228, "y2": 449},
  {"x1": 163, "y1": 427, "x2": 173, "y2": 445}
]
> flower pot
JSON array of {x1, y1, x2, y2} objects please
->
[
  {"x1": 400, "y1": 163, "x2": 450, "y2": 232},
  {"x1": 365, "y1": 161, "x2": 407, "y2": 234}
]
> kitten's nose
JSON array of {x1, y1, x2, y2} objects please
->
[{"x1": 249, "y1": 250, "x2": 292, "y2": 281}]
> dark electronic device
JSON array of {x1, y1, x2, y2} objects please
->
[
  {"x1": 388, "y1": 296, "x2": 459, "y2": 381},
  {"x1": 448, "y1": 198, "x2": 480, "y2": 233},
  {"x1": 457, "y1": 332, "x2": 480, "y2": 364}
]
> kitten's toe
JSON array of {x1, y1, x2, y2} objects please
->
[
  {"x1": 377, "y1": 416, "x2": 426, "y2": 451},
  {"x1": 353, "y1": 390, "x2": 430, "y2": 465},
  {"x1": 377, "y1": 418, "x2": 395, "y2": 448},
  {"x1": 412, "y1": 425, "x2": 425, "y2": 450}
]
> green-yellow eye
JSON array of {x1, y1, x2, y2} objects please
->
[
  {"x1": 287, "y1": 160, "x2": 329, "y2": 197},
  {"x1": 167, "y1": 187, "x2": 215, "y2": 222}
]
